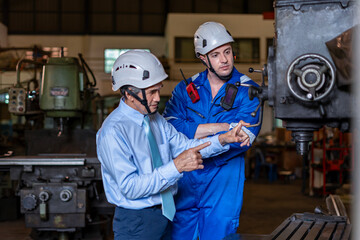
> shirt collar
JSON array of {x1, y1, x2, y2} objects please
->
[
  {"x1": 192, "y1": 69, "x2": 208, "y2": 86},
  {"x1": 227, "y1": 68, "x2": 241, "y2": 84},
  {"x1": 118, "y1": 98, "x2": 146, "y2": 127}
]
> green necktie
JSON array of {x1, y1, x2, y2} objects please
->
[{"x1": 143, "y1": 115, "x2": 176, "y2": 221}]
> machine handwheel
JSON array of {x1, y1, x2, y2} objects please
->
[{"x1": 286, "y1": 53, "x2": 335, "y2": 102}]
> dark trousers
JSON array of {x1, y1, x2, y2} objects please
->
[{"x1": 113, "y1": 206, "x2": 172, "y2": 240}]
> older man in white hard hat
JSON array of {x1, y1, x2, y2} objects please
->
[{"x1": 96, "y1": 50, "x2": 250, "y2": 240}]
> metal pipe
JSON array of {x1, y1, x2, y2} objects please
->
[
  {"x1": 16, "y1": 58, "x2": 44, "y2": 87},
  {"x1": 0, "y1": 157, "x2": 85, "y2": 166}
]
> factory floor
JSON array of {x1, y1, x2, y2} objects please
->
[
  {"x1": 0, "y1": 178, "x2": 351, "y2": 240},
  {"x1": 237, "y1": 178, "x2": 351, "y2": 236}
]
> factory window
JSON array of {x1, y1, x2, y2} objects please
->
[
  {"x1": 2, "y1": 0, "x2": 274, "y2": 35},
  {"x1": 42, "y1": 47, "x2": 68, "y2": 58},
  {"x1": 104, "y1": 49, "x2": 150, "y2": 73},
  {"x1": 174, "y1": 37, "x2": 260, "y2": 63},
  {"x1": 233, "y1": 38, "x2": 260, "y2": 63},
  {"x1": 175, "y1": 38, "x2": 197, "y2": 63},
  {"x1": 24, "y1": 47, "x2": 68, "y2": 60}
]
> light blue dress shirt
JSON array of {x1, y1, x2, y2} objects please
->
[{"x1": 96, "y1": 98, "x2": 229, "y2": 209}]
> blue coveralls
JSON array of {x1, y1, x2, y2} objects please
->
[{"x1": 163, "y1": 68, "x2": 262, "y2": 240}]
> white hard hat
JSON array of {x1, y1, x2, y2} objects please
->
[
  {"x1": 194, "y1": 22, "x2": 234, "y2": 57},
  {"x1": 111, "y1": 50, "x2": 168, "y2": 91}
]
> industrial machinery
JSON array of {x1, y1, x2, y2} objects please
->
[
  {"x1": 249, "y1": 0, "x2": 358, "y2": 157},
  {"x1": 0, "y1": 49, "x2": 113, "y2": 239},
  {"x1": 225, "y1": 195, "x2": 351, "y2": 240},
  {"x1": 230, "y1": 0, "x2": 356, "y2": 239},
  {"x1": 246, "y1": 0, "x2": 358, "y2": 198}
]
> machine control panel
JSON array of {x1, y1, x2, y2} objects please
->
[{"x1": 8, "y1": 88, "x2": 26, "y2": 114}]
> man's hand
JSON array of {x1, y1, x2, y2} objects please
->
[
  {"x1": 218, "y1": 120, "x2": 251, "y2": 147},
  {"x1": 173, "y1": 142, "x2": 211, "y2": 173}
]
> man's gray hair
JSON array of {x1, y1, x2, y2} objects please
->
[{"x1": 120, "y1": 85, "x2": 141, "y2": 99}]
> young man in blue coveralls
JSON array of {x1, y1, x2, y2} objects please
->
[
  {"x1": 163, "y1": 22, "x2": 262, "y2": 239},
  {"x1": 96, "y1": 50, "x2": 251, "y2": 240}
]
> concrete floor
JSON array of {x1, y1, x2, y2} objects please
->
[
  {"x1": 238, "y1": 178, "x2": 330, "y2": 235},
  {"x1": 0, "y1": 178, "x2": 350, "y2": 239}
]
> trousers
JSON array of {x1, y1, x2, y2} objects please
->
[
  {"x1": 172, "y1": 157, "x2": 246, "y2": 240},
  {"x1": 113, "y1": 206, "x2": 172, "y2": 240}
]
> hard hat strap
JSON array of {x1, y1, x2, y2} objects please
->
[
  {"x1": 205, "y1": 54, "x2": 233, "y2": 81},
  {"x1": 125, "y1": 88, "x2": 152, "y2": 114}
]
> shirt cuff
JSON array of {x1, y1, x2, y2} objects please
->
[
  {"x1": 242, "y1": 126, "x2": 256, "y2": 144},
  {"x1": 199, "y1": 135, "x2": 230, "y2": 158},
  {"x1": 229, "y1": 122, "x2": 256, "y2": 145},
  {"x1": 158, "y1": 160, "x2": 182, "y2": 186}
]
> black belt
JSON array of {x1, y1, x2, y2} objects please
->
[
  {"x1": 145, "y1": 204, "x2": 162, "y2": 210},
  {"x1": 117, "y1": 205, "x2": 162, "y2": 210}
]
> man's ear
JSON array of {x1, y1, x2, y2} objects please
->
[
  {"x1": 199, "y1": 54, "x2": 209, "y2": 69},
  {"x1": 124, "y1": 89, "x2": 132, "y2": 101},
  {"x1": 199, "y1": 54, "x2": 206, "y2": 62}
]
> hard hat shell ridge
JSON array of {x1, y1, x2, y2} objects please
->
[
  {"x1": 194, "y1": 22, "x2": 234, "y2": 57},
  {"x1": 111, "y1": 49, "x2": 168, "y2": 91}
]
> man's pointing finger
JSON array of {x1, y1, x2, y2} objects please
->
[{"x1": 192, "y1": 141, "x2": 211, "y2": 152}]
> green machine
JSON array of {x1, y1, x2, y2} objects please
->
[
  {"x1": 3, "y1": 50, "x2": 114, "y2": 239},
  {"x1": 40, "y1": 57, "x2": 83, "y2": 118},
  {"x1": 9, "y1": 48, "x2": 97, "y2": 135},
  {"x1": 39, "y1": 51, "x2": 97, "y2": 134}
]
